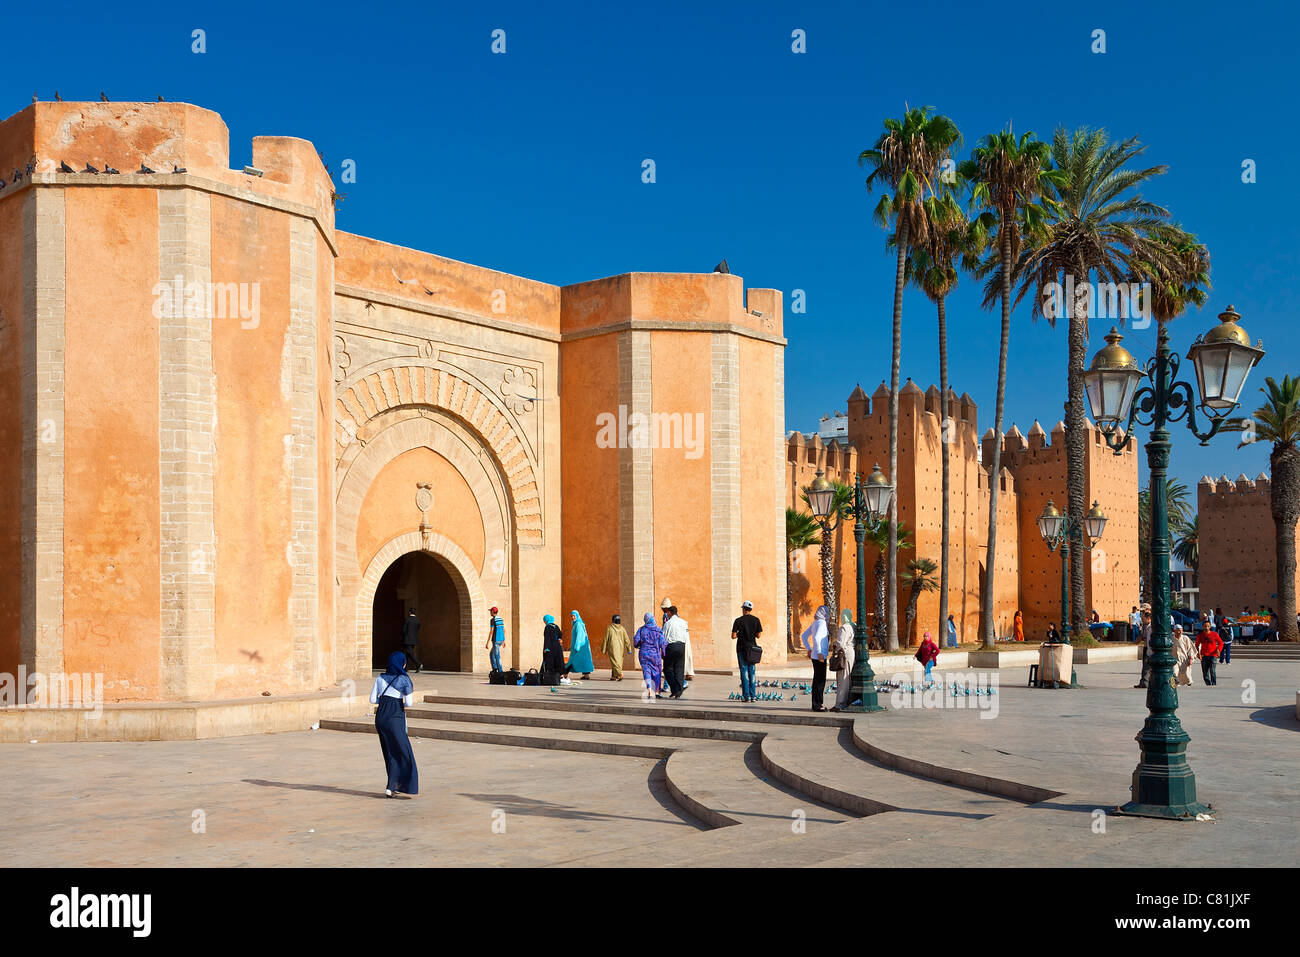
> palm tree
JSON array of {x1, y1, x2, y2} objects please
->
[
  {"x1": 961, "y1": 129, "x2": 1063, "y2": 648},
  {"x1": 1138, "y1": 479, "x2": 1192, "y2": 599},
  {"x1": 799, "y1": 479, "x2": 854, "y2": 626},
  {"x1": 1009, "y1": 128, "x2": 1176, "y2": 639},
  {"x1": 860, "y1": 106, "x2": 960, "y2": 651},
  {"x1": 863, "y1": 519, "x2": 913, "y2": 649},
  {"x1": 901, "y1": 557, "x2": 941, "y2": 647},
  {"x1": 1172, "y1": 515, "x2": 1199, "y2": 574},
  {"x1": 1236, "y1": 376, "x2": 1300, "y2": 641},
  {"x1": 1134, "y1": 230, "x2": 1212, "y2": 602},
  {"x1": 904, "y1": 191, "x2": 991, "y2": 644},
  {"x1": 786, "y1": 508, "x2": 822, "y2": 651}
]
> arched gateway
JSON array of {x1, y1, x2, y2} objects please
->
[{"x1": 334, "y1": 361, "x2": 539, "y2": 676}]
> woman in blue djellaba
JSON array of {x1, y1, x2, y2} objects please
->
[
  {"x1": 567, "y1": 610, "x2": 595, "y2": 679},
  {"x1": 369, "y1": 651, "x2": 418, "y2": 797}
]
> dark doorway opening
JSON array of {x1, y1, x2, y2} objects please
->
[{"x1": 372, "y1": 551, "x2": 463, "y2": 671}]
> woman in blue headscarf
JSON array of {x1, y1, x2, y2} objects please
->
[
  {"x1": 568, "y1": 610, "x2": 595, "y2": 679},
  {"x1": 541, "y1": 614, "x2": 566, "y2": 681},
  {"x1": 633, "y1": 612, "x2": 666, "y2": 698},
  {"x1": 369, "y1": 651, "x2": 418, "y2": 797}
]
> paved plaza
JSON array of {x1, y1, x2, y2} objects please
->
[{"x1": 2, "y1": 658, "x2": 1295, "y2": 867}]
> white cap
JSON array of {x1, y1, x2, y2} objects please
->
[{"x1": 741, "y1": 600, "x2": 753, "y2": 610}]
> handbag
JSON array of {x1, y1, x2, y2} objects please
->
[
  {"x1": 503, "y1": 669, "x2": 521, "y2": 685},
  {"x1": 489, "y1": 669, "x2": 505, "y2": 685},
  {"x1": 744, "y1": 643, "x2": 763, "y2": 665},
  {"x1": 828, "y1": 646, "x2": 846, "y2": 671},
  {"x1": 523, "y1": 669, "x2": 541, "y2": 686}
]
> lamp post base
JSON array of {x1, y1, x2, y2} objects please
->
[
  {"x1": 844, "y1": 696, "x2": 886, "y2": 714},
  {"x1": 1114, "y1": 723, "x2": 1212, "y2": 820},
  {"x1": 1115, "y1": 801, "x2": 1213, "y2": 821}
]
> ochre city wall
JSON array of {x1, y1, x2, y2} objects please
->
[
  {"x1": 0, "y1": 177, "x2": 24, "y2": 678},
  {"x1": 1199, "y1": 475, "x2": 1299, "y2": 615},
  {"x1": 2, "y1": 99, "x2": 788, "y2": 710},
  {"x1": 787, "y1": 386, "x2": 1139, "y2": 647}
]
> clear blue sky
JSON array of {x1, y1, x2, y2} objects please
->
[{"x1": 5, "y1": 0, "x2": 1296, "y2": 497}]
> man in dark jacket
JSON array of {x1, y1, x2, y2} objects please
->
[{"x1": 402, "y1": 608, "x2": 423, "y2": 674}]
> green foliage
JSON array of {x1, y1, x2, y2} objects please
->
[{"x1": 785, "y1": 508, "x2": 822, "y2": 553}]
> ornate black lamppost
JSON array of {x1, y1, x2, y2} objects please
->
[
  {"x1": 1084, "y1": 307, "x2": 1264, "y2": 819},
  {"x1": 1036, "y1": 498, "x2": 1108, "y2": 687},
  {"x1": 806, "y1": 464, "x2": 893, "y2": 712}
]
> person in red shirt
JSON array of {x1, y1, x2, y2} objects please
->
[{"x1": 1194, "y1": 622, "x2": 1223, "y2": 686}]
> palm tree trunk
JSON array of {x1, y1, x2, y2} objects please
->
[
  {"x1": 786, "y1": 558, "x2": 795, "y2": 652},
  {"x1": 820, "y1": 533, "x2": 836, "y2": 627},
  {"x1": 1271, "y1": 442, "x2": 1300, "y2": 641},
  {"x1": 905, "y1": 588, "x2": 920, "y2": 648},
  {"x1": 887, "y1": 220, "x2": 908, "y2": 652},
  {"x1": 980, "y1": 224, "x2": 1012, "y2": 648},
  {"x1": 1066, "y1": 264, "x2": 1089, "y2": 638},
  {"x1": 937, "y1": 295, "x2": 951, "y2": 645},
  {"x1": 874, "y1": 555, "x2": 887, "y2": 648}
]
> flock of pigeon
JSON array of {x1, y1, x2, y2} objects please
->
[
  {"x1": 1, "y1": 94, "x2": 185, "y2": 191},
  {"x1": 0, "y1": 156, "x2": 188, "y2": 190},
  {"x1": 728, "y1": 679, "x2": 834, "y2": 702}
]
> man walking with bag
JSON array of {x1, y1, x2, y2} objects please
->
[
  {"x1": 485, "y1": 606, "x2": 506, "y2": 673},
  {"x1": 402, "y1": 607, "x2": 423, "y2": 674},
  {"x1": 732, "y1": 600, "x2": 762, "y2": 703}
]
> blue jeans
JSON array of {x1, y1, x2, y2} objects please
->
[
  {"x1": 924, "y1": 660, "x2": 934, "y2": 682},
  {"x1": 738, "y1": 653, "x2": 757, "y2": 700},
  {"x1": 489, "y1": 643, "x2": 503, "y2": 672},
  {"x1": 1219, "y1": 642, "x2": 1231, "y2": 663}
]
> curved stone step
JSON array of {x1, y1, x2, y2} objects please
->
[
  {"x1": 423, "y1": 693, "x2": 850, "y2": 728},
  {"x1": 664, "y1": 742, "x2": 858, "y2": 832},
  {"x1": 760, "y1": 729, "x2": 1023, "y2": 822},
  {"x1": 849, "y1": 718, "x2": 1063, "y2": 804},
  {"x1": 403, "y1": 703, "x2": 764, "y2": 743},
  {"x1": 320, "y1": 716, "x2": 678, "y2": 760}
]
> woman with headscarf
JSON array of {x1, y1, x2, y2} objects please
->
[
  {"x1": 832, "y1": 609, "x2": 856, "y2": 711},
  {"x1": 541, "y1": 614, "x2": 566, "y2": 683},
  {"x1": 369, "y1": 651, "x2": 418, "y2": 797},
  {"x1": 568, "y1": 610, "x2": 595, "y2": 679},
  {"x1": 633, "y1": 612, "x2": 667, "y2": 698},
  {"x1": 1013, "y1": 610, "x2": 1024, "y2": 642},
  {"x1": 916, "y1": 631, "x2": 940, "y2": 687},
  {"x1": 602, "y1": 614, "x2": 631, "y2": 681},
  {"x1": 800, "y1": 604, "x2": 830, "y2": 711}
]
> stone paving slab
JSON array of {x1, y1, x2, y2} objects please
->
[{"x1": 1, "y1": 659, "x2": 1293, "y2": 867}]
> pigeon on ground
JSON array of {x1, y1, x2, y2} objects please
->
[
  {"x1": 138, "y1": 164, "x2": 154, "y2": 174},
  {"x1": 59, "y1": 160, "x2": 74, "y2": 173},
  {"x1": 103, "y1": 164, "x2": 119, "y2": 174},
  {"x1": 99, "y1": 91, "x2": 108, "y2": 101},
  {"x1": 54, "y1": 92, "x2": 62, "y2": 102},
  {"x1": 83, "y1": 163, "x2": 98, "y2": 174},
  {"x1": 173, "y1": 165, "x2": 186, "y2": 173},
  {"x1": 31, "y1": 92, "x2": 37, "y2": 103}
]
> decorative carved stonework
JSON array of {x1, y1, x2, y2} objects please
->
[
  {"x1": 333, "y1": 334, "x2": 351, "y2": 383},
  {"x1": 417, "y1": 481, "x2": 434, "y2": 550},
  {"x1": 500, "y1": 365, "x2": 537, "y2": 416}
]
